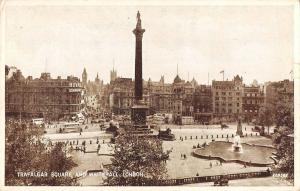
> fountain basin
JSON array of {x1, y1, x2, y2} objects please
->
[{"x1": 193, "y1": 141, "x2": 276, "y2": 167}]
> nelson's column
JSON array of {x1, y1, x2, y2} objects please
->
[{"x1": 131, "y1": 11, "x2": 150, "y2": 133}]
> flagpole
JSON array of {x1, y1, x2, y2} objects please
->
[
  {"x1": 220, "y1": 70, "x2": 224, "y2": 81},
  {"x1": 208, "y1": 72, "x2": 209, "y2": 85}
]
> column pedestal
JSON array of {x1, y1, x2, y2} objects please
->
[{"x1": 130, "y1": 100, "x2": 153, "y2": 135}]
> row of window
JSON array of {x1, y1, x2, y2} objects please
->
[
  {"x1": 245, "y1": 93, "x2": 261, "y2": 97},
  {"x1": 215, "y1": 102, "x2": 240, "y2": 107},
  {"x1": 69, "y1": 83, "x2": 82, "y2": 87},
  {"x1": 244, "y1": 100, "x2": 262, "y2": 104},
  {"x1": 215, "y1": 108, "x2": 240, "y2": 113},
  {"x1": 213, "y1": 86, "x2": 235, "y2": 90},
  {"x1": 195, "y1": 108, "x2": 211, "y2": 113},
  {"x1": 6, "y1": 105, "x2": 81, "y2": 113},
  {"x1": 244, "y1": 110, "x2": 258, "y2": 113},
  {"x1": 215, "y1": 91, "x2": 241, "y2": 96},
  {"x1": 215, "y1": 97, "x2": 240, "y2": 101}
]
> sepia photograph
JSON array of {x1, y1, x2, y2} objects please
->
[{"x1": 1, "y1": 0, "x2": 299, "y2": 190}]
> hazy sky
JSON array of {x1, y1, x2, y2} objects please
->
[{"x1": 4, "y1": 5, "x2": 294, "y2": 84}]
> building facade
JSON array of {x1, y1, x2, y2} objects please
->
[
  {"x1": 242, "y1": 85, "x2": 264, "y2": 122},
  {"x1": 171, "y1": 75, "x2": 196, "y2": 124},
  {"x1": 265, "y1": 79, "x2": 294, "y2": 108},
  {"x1": 106, "y1": 74, "x2": 196, "y2": 124},
  {"x1": 147, "y1": 76, "x2": 173, "y2": 114},
  {"x1": 172, "y1": 75, "x2": 185, "y2": 124},
  {"x1": 5, "y1": 69, "x2": 83, "y2": 121},
  {"x1": 109, "y1": 77, "x2": 135, "y2": 115},
  {"x1": 212, "y1": 75, "x2": 243, "y2": 122},
  {"x1": 104, "y1": 72, "x2": 293, "y2": 125},
  {"x1": 86, "y1": 95, "x2": 100, "y2": 113},
  {"x1": 193, "y1": 85, "x2": 213, "y2": 123}
]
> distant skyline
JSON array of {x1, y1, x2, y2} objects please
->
[{"x1": 4, "y1": 5, "x2": 294, "y2": 84}]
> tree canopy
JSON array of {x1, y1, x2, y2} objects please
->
[
  {"x1": 5, "y1": 120, "x2": 78, "y2": 186},
  {"x1": 105, "y1": 130, "x2": 168, "y2": 186},
  {"x1": 272, "y1": 102, "x2": 294, "y2": 181}
]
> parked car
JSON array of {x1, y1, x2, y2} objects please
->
[{"x1": 214, "y1": 175, "x2": 229, "y2": 186}]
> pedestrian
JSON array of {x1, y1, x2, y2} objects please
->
[
  {"x1": 244, "y1": 162, "x2": 247, "y2": 168},
  {"x1": 210, "y1": 162, "x2": 212, "y2": 168},
  {"x1": 216, "y1": 161, "x2": 218, "y2": 166}
]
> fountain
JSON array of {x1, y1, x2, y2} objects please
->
[
  {"x1": 231, "y1": 118, "x2": 243, "y2": 152},
  {"x1": 192, "y1": 119, "x2": 276, "y2": 166},
  {"x1": 232, "y1": 134, "x2": 243, "y2": 153}
]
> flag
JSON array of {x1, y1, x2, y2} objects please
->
[{"x1": 220, "y1": 70, "x2": 224, "y2": 74}]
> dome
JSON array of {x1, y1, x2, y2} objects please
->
[
  {"x1": 173, "y1": 75, "x2": 182, "y2": 83},
  {"x1": 186, "y1": 81, "x2": 192, "y2": 86}
]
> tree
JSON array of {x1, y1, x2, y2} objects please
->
[
  {"x1": 272, "y1": 127, "x2": 294, "y2": 180},
  {"x1": 274, "y1": 102, "x2": 294, "y2": 130},
  {"x1": 272, "y1": 102, "x2": 294, "y2": 181},
  {"x1": 105, "y1": 129, "x2": 168, "y2": 186},
  {"x1": 257, "y1": 106, "x2": 274, "y2": 135},
  {"x1": 5, "y1": 120, "x2": 78, "y2": 186}
]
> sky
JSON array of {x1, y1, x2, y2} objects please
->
[{"x1": 4, "y1": 5, "x2": 294, "y2": 84}]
